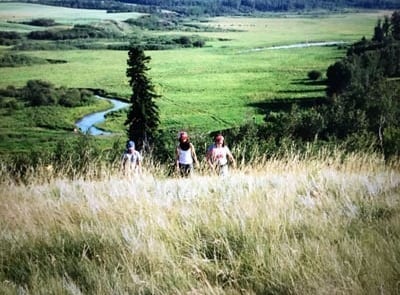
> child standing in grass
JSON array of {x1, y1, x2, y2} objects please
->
[
  {"x1": 176, "y1": 131, "x2": 198, "y2": 177},
  {"x1": 206, "y1": 134, "x2": 236, "y2": 176}
]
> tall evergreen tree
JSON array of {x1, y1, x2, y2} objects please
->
[
  {"x1": 372, "y1": 19, "x2": 384, "y2": 42},
  {"x1": 382, "y1": 15, "x2": 391, "y2": 38},
  {"x1": 125, "y1": 46, "x2": 160, "y2": 151},
  {"x1": 391, "y1": 10, "x2": 400, "y2": 40}
]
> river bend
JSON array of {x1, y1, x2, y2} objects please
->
[{"x1": 75, "y1": 96, "x2": 129, "y2": 135}]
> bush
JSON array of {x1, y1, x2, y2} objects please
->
[
  {"x1": 23, "y1": 18, "x2": 57, "y2": 27},
  {"x1": 58, "y1": 88, "x2": 95, "y2": 107},
  {"x1": 22, "y1": 80, "x2": 58, "y2": 106},
  {"x1": 27, "y1": 24, "x2": 122, "y2": 41},
  {"x1": 0, "y1": 98, "x2": 23, "y2": 110},
  {"x1": 0, "y1": 53, "x2": 48, "y2": 67},
  {"x1": 0, "y1": 31, "x2": 22, "y2": 45},
  {"x1": 58, "y1": 88, "x2": 81, "y2": 107},
  {"x1": 307, "y1": 70, "x2": 322, "y2": 80},
  {"x1": 0, "y1": 85, "x2": 20, "y2": 98},
  {"x1": 13, "y1": 41, "x2": 76, "y2": 51},
  {"x1": 1, "y1": 81, "x2": 95, "y2": 108},
  {"x1": 383, "y1": 127, "x2": 400, "y2": 159}
]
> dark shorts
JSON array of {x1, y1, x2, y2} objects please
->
[{"x1": 179, "y1": 163, "x2": 193, "y2": 177}]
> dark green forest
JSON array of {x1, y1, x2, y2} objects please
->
[{"x1": 21, "y1": 0, "x2": 400, "y2": 15}]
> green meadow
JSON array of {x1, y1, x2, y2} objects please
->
[{"x1": 0, "y1": 3, "x2": 391, "y2": 152}]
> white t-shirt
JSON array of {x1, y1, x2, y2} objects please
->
[
  {"x1": 178, "y1": 146, "x2": 193, "y2": 165},
  {"x1": 122, "y1": 149, "x2": 141, "y2": 171}
]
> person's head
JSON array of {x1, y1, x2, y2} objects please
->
[
  {"x1": 178, "y1": 131, "x2": 189, "y2": 143},
  {"x1": 214, "y1": 134, "x2": 224, "y2": 146},
  {"x1": 126, "y1": 140, "x2": 135, "y2": 150}
]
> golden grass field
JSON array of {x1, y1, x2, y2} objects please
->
[{"x1": 1, "y1": 150, "x2": 399, "y2": 294}]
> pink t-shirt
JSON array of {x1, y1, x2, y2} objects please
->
[{"x1": 209, "y1": 145, "x2": 230, "y2": 166}]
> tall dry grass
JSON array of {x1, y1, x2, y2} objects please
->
[{"x1": 1, "y1": 149, "x2": 399, "y2": 294}]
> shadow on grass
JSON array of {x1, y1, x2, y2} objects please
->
[
  {"x1": 277, "y1": 88, "x2": 324, "y2": 94},
  {"x1": 291, "y1": 78, "x2": 328, "y2": 86},
  {"x1": 249, "y1": 77, "x2": 330, "y2": 115},
  {"x1": 248, "y1": 96, "x2": 328, "y2": 113}
]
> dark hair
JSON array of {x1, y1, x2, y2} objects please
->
[{"x1": 179, "y1": 141, "x2": 190, "y2": 151}]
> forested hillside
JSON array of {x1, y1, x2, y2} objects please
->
[{"x1": 22, "y1": 0, "x2": 400, "y2": 15}]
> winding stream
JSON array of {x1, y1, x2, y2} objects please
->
[
  {"x1": 75, "y1": 95, "x2": 129, "y2": 135},
  {"x1": 239, "y1": 40, "x2": 347, "y2": 53}
]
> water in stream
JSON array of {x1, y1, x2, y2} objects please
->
[{"x1": 75, "y1": 96, "x2": 129, "y2": 135}]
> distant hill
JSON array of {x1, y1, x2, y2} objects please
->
[{"x1": 22, "y1": 0, "x2": 400, "y2": 15}]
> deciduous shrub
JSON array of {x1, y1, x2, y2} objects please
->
[
  {"x1": 0, "y1": 53, "x2": 48, "y2": 67},
  {"x1": 307, "y1": 70, "x2": 322, "y2": 80},
  {"x1": 0, "y1": 31, "x2": 22, "y2": 45},
  {"x1": 23, "y1": 18, "x2": 57, "y2": 27}
]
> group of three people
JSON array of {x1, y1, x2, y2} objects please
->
[{"x1": 121, "y1": 131, "x2": 236, "y2": 177}]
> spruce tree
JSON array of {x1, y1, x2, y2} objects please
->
[
  {"x1": 125, "y1": 46, "x2": 160, "y2": 151},
  {"x1": 391, "y1": 10, "x2": 400, "y2": 40}
]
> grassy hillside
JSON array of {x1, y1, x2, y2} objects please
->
[{"x1": 1, "y1": 150, "x2": 399, "y2": 294}]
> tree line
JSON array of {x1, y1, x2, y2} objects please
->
[
  {"x1": 20, "y1": 0, "x2": 400, "y2": 15},
  {"x1": 0, "y1": 18, "x2": 208, "y2": 51},
  {"x1": 120, "y1": 0, "x2": 400, "y2": 15}
]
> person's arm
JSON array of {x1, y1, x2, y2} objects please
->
[
  {"x1": 226, "y1": 147, "x2": 236, "y2": 168},
  {"x1": 120, "y1": 153, "x2": 127, "y2": 173},
  {"x1": 190, "y1": 143, "x2": 199, "y2": 165},
  {"x1": 206, "y1": 147, "x2": 215, "y2": 172},
  {"x1": 175, "y1": 146, "x2": 180, "y2": 171},
  {"x1": 136, "y1": 152, "x2": 142, "y2": 174}
]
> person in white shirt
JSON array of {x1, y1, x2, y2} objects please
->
[
  {"x1": 176, "y1": 131, "x2": 198, "y2": 177},
  {"x1": 121, "y1": 140, "x2": 142, "y2": 175},
  {"x1": 206, "y1": 134, "x2": 236, "y2": 176}
]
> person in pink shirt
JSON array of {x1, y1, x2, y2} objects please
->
[{"x1": 206, "y1": 134, "x2": 236, "y2": 176}]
